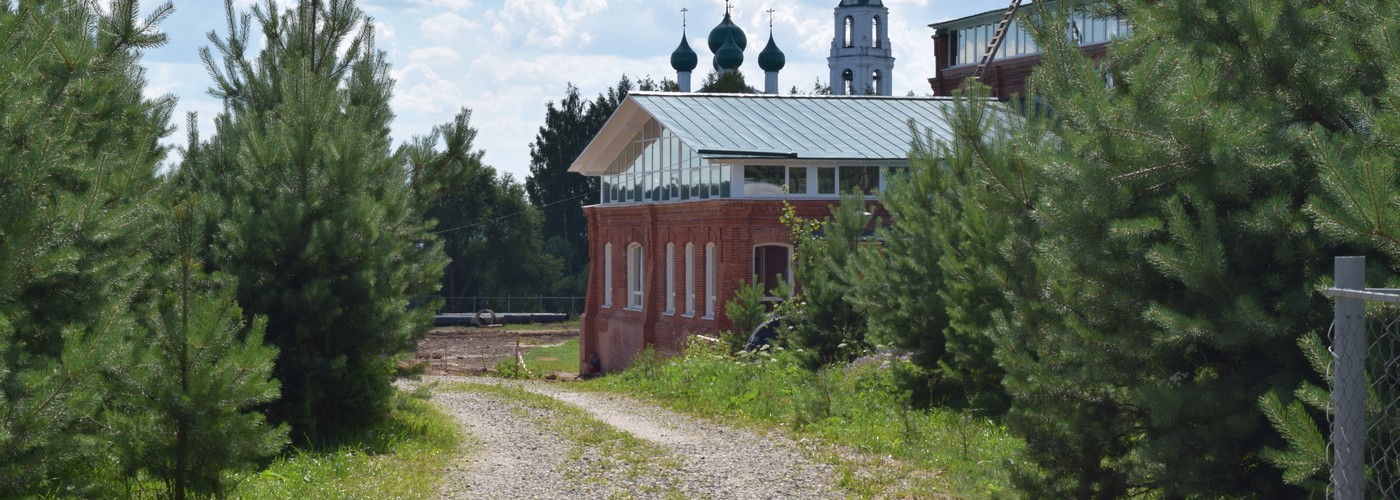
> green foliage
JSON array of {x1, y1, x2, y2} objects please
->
[
  {"x1": 699, "y1": 70, "x2": 753, "y2": 93},
  {"x1": 526, "y1": 75, "x2": 670, "y2": 296},
  {"x1": 109, "y1": 201, "x2": 287, "y2": 498},
  {"x1": 849, "y1": 117, "x2": 1013, "y2": 413},
  {"x1": 724, "y1": 277, "x2": 769, "y2": 345},
  {"x1": 590, "y1": 341, "x2": 1021, "y2": 497},
  {"x1": 780, "y1": 197, "x2": 870, "y2": 367},
  {"x1": 185, "y1": 0, "x2": 445, "y2": 444},
  {"x1": 230, "y1": 391, "x2": 461, "y2": 499},
  {"x1": 0, "y1": 0, "x2": 173, "y2": 494},
  {"x1": 407, "y1": 109, "x2": 562, "y2": 299},
  {"x1": 925, "y1": 0, "x2": 1375, "y2": 495}
]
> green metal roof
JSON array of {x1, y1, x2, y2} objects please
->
[{"x1": 628, "y1": 92, "x2": 957, "y2": 160}]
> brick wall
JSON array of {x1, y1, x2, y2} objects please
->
[{"x1": 578, "y1": 198, "x2": 853, "y2": 373}]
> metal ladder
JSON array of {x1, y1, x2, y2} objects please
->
[{"x1": 970, "y1": 0, "x2": 1025, "y2": 82}]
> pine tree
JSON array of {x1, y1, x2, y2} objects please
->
[
  {"x1": 186, "y1": 0, "x2": 445, "y2": 443},
  {"x1": 109, "y1": 199, "x2": 287, "y2": 499},
  {"x1": 0, "y1": 0, "x2": 173, "y2": 493},
  {"x1": 948, "y1": 1, "x2": 1361, "y2": 495},
  {"x1": 780, "y1": 196, "x2": 869, "y2": 367}
]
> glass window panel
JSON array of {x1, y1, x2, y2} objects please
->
[
  {"x1": 744, "y1": 165, "x2": 786, "y2": 196},
  {"x1": 840, "y1": 166, "x2": 880, "y2": 195},
  {"x1": 720, "y1": 166, "x2": 730, "y2": 198},
  {"x1": 818, "y1": 167, "x2": 836, "y2": 195},
  {"x1": 788, "y1": 166, "x2": 809, "y2": 195}
]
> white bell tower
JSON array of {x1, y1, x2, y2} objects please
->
[{"x1": 828, "y1": 0, "x2": 894, "y2": 96}]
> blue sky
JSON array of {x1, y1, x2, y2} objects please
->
[{"x1": 142, "y1": 0, "x2": 1006, "y2": 181}]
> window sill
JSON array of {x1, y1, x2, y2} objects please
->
[
  {"x1": 625, "y1": 306, "x2": 643, "y2": 312},
  {"x1": 663, "y1": 309, "x2": 675, "y2": 316},
  {"x1": 701, "y1": 315, "x2": 714, "y2": 320},
  {"x1": 682, "y1": 313, "x2": 695, "y2": 318}
]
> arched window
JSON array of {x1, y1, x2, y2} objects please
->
[
  {"x1": 665, "y1": 243, "x2": 675, "y2": 314},
  {"x1": 843, "y1": 16, "x2": 854, "y2": 48},
  {"x1": 872, "y1": 69, "x2": 882, "y2": 94},
  {"x1": 704, "y1": 243, "x2": 716, "y2": 318},
  {"x1": 842, "y1": 69, "x2": 854, "y2": 95},
  {"x1": 685, "y1": 243, "x2": 696, "y2": 316},
  {"x1": 627, "y1": 243, "x2": 644, "y2": 309},
  {"x1": 872, "y1": 16, "x2": 882, "y2": 48},
  {"x1": 603, "y1": 243, "x2": 613, "y2": 308},
  {"x1": 752, "y1": 244, "x2": 793, "y2": 300}
]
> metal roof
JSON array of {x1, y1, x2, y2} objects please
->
[{"x1": 569, "y1": 92, "x2": 965, "y2": 175}]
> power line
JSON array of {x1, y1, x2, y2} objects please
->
[{"x1": 431, "y1": 190, "x2": 591, "y2": 235}]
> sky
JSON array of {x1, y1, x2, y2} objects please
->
[{"x1": 141, "y1": 0, "x2": 1007, "y2": 182}]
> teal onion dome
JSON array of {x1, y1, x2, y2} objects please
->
[
  {"x1": 707, "y1": 12, "x2": 747, "y2": 53},
  {"x1": 671, "y1": 34, "x2": 698, "y2": 72},
  {"x1": 715, "y1": 34, "x2": 744, "y2": 71},
  {"x1": 758, "y1": 34, "x2": 785, "y2": 72}
]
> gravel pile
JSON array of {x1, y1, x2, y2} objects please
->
[{"x1": 423, "y1": 376, "x2": 843, "y2": 499}]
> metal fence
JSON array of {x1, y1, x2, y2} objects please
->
[
  {"x1": 417, "y1": 296, "x2": 585, "y2": 317},
  {"x1": 1325, "y1": 256, "x2": 1400, "y2": 500}
]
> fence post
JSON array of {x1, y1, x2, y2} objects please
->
[{"x1": 1333, "y1": 256, "x2": 1366, "y2": 500}]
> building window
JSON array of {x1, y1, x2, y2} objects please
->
[
  {"x1": 685, "y1": 243, "x2": 695, "y2": 316},
  {"x1": 743, "y1": 165, "x2": 786, "y2": 196},
  {"x1": 752, "y1": 244, "x2": 793, "y2": 299},
  {"x1": 789, "y1": 166, "x2": 809, "y2": 194},
  {"x1": 603, "y1": 243, "x2": 613, "y2": 308},
  {"x1": 872, "y1": 16, "x2": 882, "y2": 48},
  {"x1": 840, "y1": 166, "x2": 880, "y2": 194},
  {"x1": 843, "y1": 16, "x2": 854, "y2": 48},
  {"x1": 818, "y1": 167, "x2": 836, "y2": 194},
  {"x1": 842, "y1": 69, "x2": 854, "y2": 95},
  {"x1": 665, "y1": 243, "x2": 676, "y2": 314},
  {"x1": 627, "y1": 243, "x2": 644, "y2": 309},
  {"x1": 872, "y1": 70, "x2": 882, "y2": 93},
  {"x1": 704, "y1": 243, "x2": 716, "y2": 319}
]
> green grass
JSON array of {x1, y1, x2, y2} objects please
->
[
  {"x1": 585, "y1": 341, "x2": 1022, "y2": 498},
  {"x1": 495, "y1": 337, "x2": 581, "y2": 378},
  {"x1": 443, "y1": 382, "x2": 684, "y2": 497},
  {"x1": 494, "y1": 319, "x2": 580, "y2": 332},
  {"x1": 229, "y1": 388, "x2": 463, "y2": 499}
]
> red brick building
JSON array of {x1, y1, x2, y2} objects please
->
[
  {"x1": 928, "y1": 2, "x2": 1128, "y2": 98},
  {"x1": 568, "y1": 92, "x2": 960, "y2": 373}
]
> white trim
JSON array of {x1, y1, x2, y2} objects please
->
[
  {"x1": 627, "y1": 242, "x2": 644, "y2": 309},
  {"x1": 665, "y1": 243, "x2": 676, "y2": 314},
  {"x1": 603, "y1": 243, "x2": 613, "y2": 308},
  {"x1": 685, "y1": 243, "x2": 696, "y2": 316},
  {"x1": 704, "y1": 243, "x2": 716, "y2": 319}
]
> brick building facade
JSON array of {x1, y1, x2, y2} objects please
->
[
  {"x1": 928, "y1": 2, "x2": 1127, "y2": 99},
  {"x1": 568, "y1": 92, "x2": 959, "y2": 373}
]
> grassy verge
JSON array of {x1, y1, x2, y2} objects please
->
[
  {"x1": 585, "y1": 341, "x2": 1021, "y2": 498},
  {"x1": 495, "y1": 337, "x2": 581, "y2": 378},
  {"x1": 443, "y1": 382, "x2": 684, "y2": 497},
  {"x1": 229, "y1": 388, "x2": 462, "y2": 498},
  {"x1": 494, "y1": 319, "x2": 580, "y2": 332}
]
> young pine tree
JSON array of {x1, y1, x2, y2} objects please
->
[
  {"x1": 185, "y1": 0, "x2": 446, "y2": 443},
  {"x1": 109, "y1": 200, "x2": 287, "y2": 499},
  {"x1": 781, "y1": 196, "x2": 870, "y2": 367},
  {"x1": 960, "y1": 1, "x2": 1367, "y2": 495},
  {"x1": 0, "y1": 1, "x2": 174, "y2": 493}
]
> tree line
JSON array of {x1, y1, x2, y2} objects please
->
[
  {"x1": 766, "y1": 0, "x2": 1400, "y2": 497},
  {"x1": 0, "y1": 0, "x2": 640, "y2": 495}
]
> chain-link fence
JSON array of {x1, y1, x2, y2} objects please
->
[
  {"x1": 415, "y1": 296, "x2": 585, "y2": 317},
  {"x1": 1325, "y1": 256, "x2": 1400, "y2": 500}
]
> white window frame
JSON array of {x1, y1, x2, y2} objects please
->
[
  {"x1": 684, "y1": 243, "x2": 696, "y2": 317},
  {"x1": 603, "y1": 242, "x2": 613, "y2": 308},
  {"x1": 704, "y1": 243, "x2": 716, "y2": 319},
  {"x1": 665, "y1": 243, "x2": 675, "y2": 314},
  {"x1": 627, "y1": 243, "x2": 644, "y2": 310}
]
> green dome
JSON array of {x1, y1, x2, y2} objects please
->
[
  {"x1": 758, "y1": 34, "x2": 785, "y2": 72},
  {"x1": 671, "y1": 34, "x2": 698, "y2": 72},
  {"x1": 707, "y1": 12, "x2": 747, "y2": 54},
  {"x1": 715, "y1": 34, "x2": 744, "y2": 71}
]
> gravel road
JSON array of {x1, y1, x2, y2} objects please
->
[{"x1": 421, "y1": 375, "x2": 844, "y2": 499}]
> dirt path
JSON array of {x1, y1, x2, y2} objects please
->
[{"x1": 421, "y1": 375, "x2": 843, "y2": 499}]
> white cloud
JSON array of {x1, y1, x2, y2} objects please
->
[
  {"x1": 489, "y1": 0, "x2": 609, "y2": 50},
  {"x1": 392, "y1": 64, "x2": 463, "y2": 115},
  {"x1": 409, "y1": 46, "x2": 462, "y2": 63},
  {"x1": 412, "y1": 0, "x2": 477, "y2": 9},
  {"x1": 422, "y1": 12, "x2": 481, "y2": 40}
]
